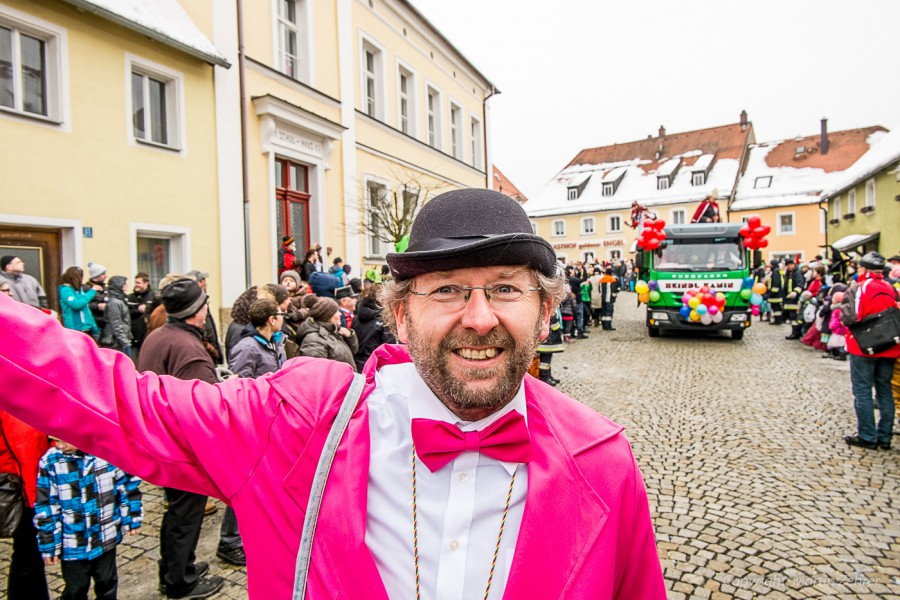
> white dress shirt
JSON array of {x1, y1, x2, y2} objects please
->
[{"x1": 366, "y1": 363, "x2": 528, "y2": 600}]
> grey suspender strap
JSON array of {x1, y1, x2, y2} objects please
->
[{"x1": 292, "y1": 372, "x2": 366, "y2": 600}]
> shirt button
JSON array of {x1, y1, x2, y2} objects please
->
[
  {"x1": 458, "y1": 472, "x2": 469, "y2": 482},
  {"x1": 449, "y1": 540, "x2": 460, "y2": 551}
]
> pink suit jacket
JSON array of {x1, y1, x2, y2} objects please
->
[{"x1": 0, "y1": 294, "x2": 665, "y2": 599}]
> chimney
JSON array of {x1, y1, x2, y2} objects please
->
[
  {"x1": 658, "y1": 125, "x2": 666, "y2": 138},
  {"x1": 820, "y1": 117, "x2": 829, "y2": 155},
  {"x1": 740, "y1": 110, "x2": 748, "y2": 131}
]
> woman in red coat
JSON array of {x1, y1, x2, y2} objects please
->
[{"x1": 0, "y1": 411, "x2": 50, "y2": 600}]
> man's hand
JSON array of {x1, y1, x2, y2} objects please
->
[
  {"x1": 338, "y1": 327, "x2": 352, "y2": 338},
  {"x1": 138, "y1": 304, "x2": 146, "y2": 314},
  {"x1": 98, "y1": 303, "x2": 107, "y2": 311},
  {"x1": 43, "y1": 556, "x2": 59, "y2": 566}
]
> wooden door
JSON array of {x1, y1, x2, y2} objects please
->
[{"x1": 0, "y1": 227, "x2": 62, "y2": 310}]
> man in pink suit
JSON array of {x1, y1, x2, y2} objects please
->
[{"x1": 0, "y1": 189, "x2": 665, "y2": 599}]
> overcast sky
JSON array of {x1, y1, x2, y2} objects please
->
[{"x1": 411, "y1": 0, "x2": 900, "y2": 199}]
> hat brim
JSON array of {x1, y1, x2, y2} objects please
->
[{"x1": 386, "y1": 233, "x2": 557, "y2": 281}]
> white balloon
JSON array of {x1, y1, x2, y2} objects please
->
[
  {"x1": 700, "y1": 313, "x2": 712, "y2": 325},
  {"x1": 712, "y1": 312, "x2": 724, "y2": 323}
]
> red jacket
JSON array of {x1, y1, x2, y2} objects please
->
[
  {"x1": 0, "y1": 411, "x2": 49, "y2": 506},
  {"x1": 846, "y1": 272, "x2": 900, "y2": 358}
]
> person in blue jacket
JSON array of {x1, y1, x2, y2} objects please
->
[{"x1": 57, "y1": 267, "x2": 99, "y2": 339}]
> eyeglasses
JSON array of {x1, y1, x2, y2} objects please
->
[
  {"x1": 273, "y1": 312, "x2": 287, "y2": 317},
  {"x1": 0, "y1": 287, "x2": 11, "y2": 296},
  {"x1": 410, "y1": 283, "x2": 541, "y2": 308}
]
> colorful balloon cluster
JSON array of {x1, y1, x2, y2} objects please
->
[
  {"x1": 636, "y1": 219, "x2": 667, "y2": 250},
  {"x1": 740, "y1": 277, "x2": 767, "y2": 316},
  {"x1": 634, "y1": 280, "x2": 661, "y2": 304},
  {"x1": 739, "y1": 216, "x2": 771, "y2": 250},
  {"x1": 679, "y1": 285, "x2": 727, "y2": 325}
]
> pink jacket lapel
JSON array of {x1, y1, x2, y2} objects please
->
[{"x1": 503, "y1": 394, "x2": 610, "y2": 600}]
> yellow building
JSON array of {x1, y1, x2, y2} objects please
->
[
  {"x1": 526, "y1": 118, "x2": 753, "y2": 265},
  {"x1": 217, "y1": 0, "x2": 497, "y2": 301},
  {"x1": 730, "y1": 123, "x2": 886, "y2": 263},
  {"x1": 0, "y1": 0, "x2": 227, "y2": 310}
]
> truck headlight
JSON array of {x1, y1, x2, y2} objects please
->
[
  {"x1": 729, "y1": 313, "x2": 746, "y2": 322},
  {"x1": 651, "y1": 312, "x2": 669, "y2": 321}
]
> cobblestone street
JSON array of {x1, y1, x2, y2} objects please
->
[{"x1": 1, "y1": 293, "x2": 898, "y2": 599}]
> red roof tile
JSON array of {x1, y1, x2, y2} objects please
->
[
  {"x1": 492, "y1": 165, "x2": 528, "y2": 203},
  {"x1": 567, "y1": 122, "x2": 753, "y2": 174},
  {"x1": 762, "y1": 126, "x2": 886, "y2": 172}
]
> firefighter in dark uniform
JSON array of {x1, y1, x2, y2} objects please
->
[
  {"x1": 598, "y1": 267, "x2": 620, "y2": 330},
  {"x1": 782, "y1": 258, "x2": 806, "y2": 339},
  {"x1": 767, "y1": 259, "x2": 783, "y2": 325}
]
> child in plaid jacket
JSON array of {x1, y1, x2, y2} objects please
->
[{"x1": 34, "y1": 439, "x2": 142, "y2": 600}]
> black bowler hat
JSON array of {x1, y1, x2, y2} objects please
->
[{"x1": 385, "y1": 189, "x2": 557, "y2": 281}]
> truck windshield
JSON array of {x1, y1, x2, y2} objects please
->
[{"x1": 654, "y1": 240, "x2": 744, "y2": 272}]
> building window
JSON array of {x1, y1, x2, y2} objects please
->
[
  {"x1": 692, "y1": 172, "x2": 706, "y2": 186},
  {"x1": 609, "y1": 249, "x2": 622, "y2": 261},
  {"x1": 847, "y1": 188, "x2": 857, "y2": 214},
  {"x1": 582, "y1": 217, "x2": 595, "y2": 235},
  {"x1": 426, "y1": 86, "x2": 441, "y2": 148},
  {"x1": 366, "y1": 181, "x2": 390, "y2": 256},
  {"x1": 671, "y1": 209, "x2": 685, "y2": 224},
  {"x1": 657, "y1": 176, "x2": 670, "y2": 190},
  {"x1": 552, "y1": 220, "x2": 565, "y2": 237},
  {"x1": 450, "y1": 103, "x2": 462, "y2": 159},
  {"x1": 397, "y1": 65, "x2": 415, "y2": 135},
  {"x1": 608, "y1": 215, "x2": 622, "y2": 232},
  {"x1": 865, "y1": 178, "x2": 876, "y2": 209},
  {"x1": 0, "y1": 8, "x2": 65, "y2": 122},
  {"x1": 777, "y1": 212, "x2": 794, "y2": 235},
  {"x1": 602, "y1": 182, "x2": 615, "y2": 197},
  {"x1": 471, "y1": 117, "x2": 483, "y2": 169},
  {"x1": 567, "y1": 188, "x2": 578, "y2": 200},
  {"x1": 133, "y1": 226, "x2": 188, "y2": 291},
  {"x1": 362, "y1": 40, "x2": 384, "y2": 119},
  {"x1": 277, "y1": 0, "x2": 303, "y2": 79},
  {"x1": 754, "y1": 176, "x2": 772, "y2": 189},
  {"x1": 833, "y1": 197, "x2": 841, "y2": 220},
  {"x1": 275, "y1": 158, "x2": 310, "y2": 252},
  {"x1": 128, "y1": 56, "x2": 182, "y2": 150}
]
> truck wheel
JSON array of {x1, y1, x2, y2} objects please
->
[
  {"x1": 648, "y1": 327, "x2": 660, "y2": 338},
  {"x1": 731, "y1": 329, "x2": 744, "y2": 340}
]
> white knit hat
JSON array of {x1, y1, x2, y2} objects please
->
[{"x1": 88, "y1": 262, "x2": 107, "y2": 279}]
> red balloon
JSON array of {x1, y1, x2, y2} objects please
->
[
  {"x1": 656, "y1": 230, "x2": 667, "y2": 240},
  {"x1": 643, "y1": 220, "x2": 656, "y2": 230},
  {"x1": 739, "y1": 226, "x2": 751, "y2": 237},
  {"x1": 748, "y1": 216, "x2": 761, "y2": 229},
  {"x1": 759, "y1": 225, "x2": 771, "y2": 236},
  {"x1": 646, "y1": 238, "x2": 660, "y2": 250},
  {"x1": 700, "y1": 285, "x2": 710, "y2": 294},
  {"x1": 753, "y1": 227, "x2": 767, "y2": 237},
  {"x1": 641, "y1": 227, "x2": 655, "y2": 238},
  {"x1": 758, "y1": 238, "x2": 769, "y2": 248},
  {"x1": 745, "y1": 239, "x2": 758, "y2": 250},
  {"x1": 653, "y1": 219, "x2": 666, "y2": 231}
]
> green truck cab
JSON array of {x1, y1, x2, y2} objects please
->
[{"x1": 636, "y1": 223, "x2": 755, "y2": 340}]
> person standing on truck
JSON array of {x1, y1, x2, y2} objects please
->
[{"x1": 782, "y1": 258, "x2": 806, "y2": 339}]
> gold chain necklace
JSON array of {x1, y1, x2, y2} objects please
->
[{"x1": 411, "y1": 444, "x2": 516, "y2": 600}]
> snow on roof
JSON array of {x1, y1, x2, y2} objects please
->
[
  {"x1": 62, "y1": 0, "x2": 229, "y2": 67},
  {"x1": 656, "y1": 157, "x2": 681, "y2": 177},
  {"x1": 732, "y1": 127, "x2": 886, "y2": 210},
  {"x1": 564, "y1": 172, "x2": 592, "y2": 188},
  {"x1": 691, "y1": 154, "x2": 714, "y2": 172},
  {"x1": 821, "y1": 129, "x2": 900, "y2": 199},
  {"x1": 600, "y1": 166, "x2": 627, "y2": 183},
  {"x1": 526, "y1": 157, "x2": 740, "y2": 218}
]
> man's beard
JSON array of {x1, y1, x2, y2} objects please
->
[{"x1": 405, "y1": 312, "x2": 543, "y2": 417}]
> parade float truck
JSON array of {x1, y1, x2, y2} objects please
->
[{"x1": 635, "y1": 222, "x2": 767, "y2": 340}]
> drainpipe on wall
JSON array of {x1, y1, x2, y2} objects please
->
[
  {"x1": 818, "y1": 197, "x2": 829, "y2": 250},
  {"x1": 482, "y1": 86, "x2": 498, "y2": 189},
  {"x1": 237, "y1": 0, "x2": 251, "y2": 287}
]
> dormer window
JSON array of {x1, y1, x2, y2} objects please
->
[
  {"x1": 657, "y1": 176, "x2": 670, "y2": 190},
  {"x1": 565, "y1": 173, "x2": 591, "y2": 200},
  {"x1": 691, "y1": 172, "x2": 706, "y2": 186},
  {"x1": 602, "y1": 182, "x2": 615, "y2": 197}
]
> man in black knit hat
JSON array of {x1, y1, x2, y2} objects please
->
[{"x1": 138, "y1": 278, "x2": 224, "y2": 599}]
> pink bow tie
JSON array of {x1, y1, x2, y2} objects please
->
[{"x1": 411, "y1": 410, "x2": 532, "y2": 472}]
